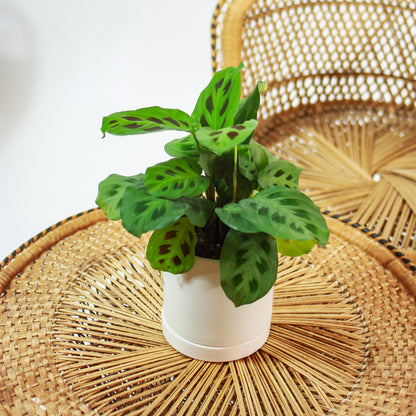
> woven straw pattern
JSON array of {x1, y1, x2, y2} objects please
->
[
  {"x1": 255, "y1": 103, "x2": 416, "y2": 256},
  {"x1": 211, "y1": 0, "x2": 416, "y2": 254},
  {"x1": 0, "y1": 210, "x2": 415, "y2": 415}
]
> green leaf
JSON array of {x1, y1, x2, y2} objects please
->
[
  {"x1": 258, "y1": 160, "x2": 302, "y2": 190},
  {"x1": 179, "y1": 197, "x2": 215, "y2": 227},
  {"x1": 120, "y1": 186, "x2": 185, "y2": 237},
  {"x1": 234, "y1": 81, "x2": 267, "y2": 125},
  {"x1": 220, "y1": 230, "x2": 277, "y2": 306},
  {"x1": 237, "y1": 143, "x2": 270, "y2": 181},
  {"x1": 143, "y1": 158, "x2": 210, "y2": 199},
  {"x1": 275, "y1": 237, "x2": 316, "y2": 257},
  {"x1": 239, "y1": 186, "x2": 329, "y2": 246},
  {"x1": 146, "y1": 216, "x2": 196, "y2": 273},
  {"x1": 195, "y1": 119, "x2": 258, "y2": 156},
  {"x1": 198, "y1": 148, "x2": 218, "y2": 178},
  {"x1": 192, "y1": 63, "x2": 243, "y2": 129},
  {"x1": 101, "y1": 106, "x2": 198, "y2": 136},
  {"x1": 164, "y1": 135, "x2": 199, "y2": 158},
  {"x1": 96, "y1": 173, "x2": 144, "y2": 220},
  {"x1": 215, "y1": 203, "x2": 259, "y2": 233},
  {"x1": 249, "y1": 139, "x2": 279, "y2": 164}
]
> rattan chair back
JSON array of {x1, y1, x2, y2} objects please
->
[
  {"x1": 212, "y1": 0, "x2": 416, "y2": 256},
  {"x1": 212, "y1": 0, "x2": 416, "y2": 115}
]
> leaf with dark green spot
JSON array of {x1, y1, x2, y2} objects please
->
[
  {"x1": 144, "y1": 158, "x2": 210, "y2": 199},
  {"x1": 179, "y1": 196, "x2": 215, "y2": 227},
  {"x1": 195, "y1": 119, "x2": 258, "y2": 156},
  {"x1": 101, "y1": 106, "x2": 198, "y2": 136},
  {"x1": 237, "y1": 143, "x2": 270, "y2": 181},
  {"x1": 239, "y1": 186, "x2": 329, "y2": 246},
  {"x1": 220, "y1": 230, "x2": 277, "y2": 306},
  {"x1": 258, "y1": 160, "x2": 301, "y2": 190},
  {"x1": 120, "y1": 186, "x2": 186, "y2": 237},
  {"x1": 215, "y1": 203, "x2": 259, "y2": 233},
  {"x1": 164, "y1": 135, "x2": 199, "y2": 158},
  {"x1": 192, "y1": 63, "x2": 243, "y2": 129},
  {"x1": 275, "y1": 237, "x2": 316, "y2": 257},
  {"x1": 96, "y1": 173, "x2": 144, "y2": 220},
  {"x1": 146, "y1": 216, "x2": 196, "y2": 273}
]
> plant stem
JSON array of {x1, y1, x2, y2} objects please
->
[
  {"x1": 206, "y1": 181, "x2": 216, "y2": 202},
  {"x1": 232, "y1": 146, "x2": 238, "y2": 203}
]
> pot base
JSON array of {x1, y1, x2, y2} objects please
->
[{"x1": 162, "y1": 309, "x2": 270, "y2": 362}]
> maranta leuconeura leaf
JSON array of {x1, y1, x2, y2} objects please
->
[
  {"x1": 96, "y1": 173, "x2": 144, "y2": 220},
  {"x1": 144, "y1": 158, "x2": 210, "y2": 199},
  {"x1": 237, "y1": 143, "x2": 270, "y2": 181},
  {"x1": 164, "y1": 135, "x2": 199, "y2": 158},
  {"x1": 239, "y1": 186, "x2": 329, "y2": 246},
  {"x1": 234, "y1": 81, "x2": 267, "y2": 125},
  {"x1": 274, "y1": 237, "x2": 316, "y2": 257},
  {"x1": 220, "y1": 230, "x2": 277, "y2": 306},
  {"x1": 195, "y1": 119, "x2": 258, "y2": 156},
  {"x1": 258, "y1": 160, "x2": 301, "y2": 190},
  {"x1": 215, "y1": 203, "x2": 258, "y2": 233},
  {"x1": 101, "y1": 106, "x2": 198, "y2": 136},
  {"x1": 146, "y1": 216, "x2": 196, "y2": 273},
  {"x1": 120, "y1": 186, "x2": 185, "y2": 238},
  {"x1": 178, "y1": 196, "x2": 215, "y2": 227},
  {"x1": 192, "y1": 63, "x2": 243, "y2": 129}
]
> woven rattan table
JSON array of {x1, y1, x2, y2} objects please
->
[{"x1": 0, "y1": 208, "x2": 415, "y2": 415}]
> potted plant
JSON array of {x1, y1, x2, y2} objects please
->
[{"x1": 96, "y1": 63, "x2": 329, "y2": 361}]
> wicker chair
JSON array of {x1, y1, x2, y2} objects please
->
[{"x1": 211, "y1": 0, "x2": 416, "y2": 260}]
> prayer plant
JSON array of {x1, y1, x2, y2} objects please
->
[{"x1": 96, "y1": 63, "x2": 329, "y2": 307}]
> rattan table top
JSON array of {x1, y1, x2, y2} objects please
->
[{"x1": 0, "y1": 209, "x2": 415, "y2": 415}]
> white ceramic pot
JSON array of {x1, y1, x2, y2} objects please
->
[{"x1": 162, "y1": 257, "x2": 273, "y2": 362}]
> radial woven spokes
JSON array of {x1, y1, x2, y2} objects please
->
[
  {"x1": 53, "y1": 242, "x2": 368, "y2": 415},
  {"x1": 256, "y1": 104, "x2": 416, "y2": 252}
]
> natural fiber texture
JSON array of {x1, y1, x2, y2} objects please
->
[
  {"x1": 211, "y1": 0, "x2": 416, "y2": 254},
  {"x1": 0, "y1": 209, "x2": 415, "y2": 415},
  {"x1": 255, "y1": 103, "x2": 416, "y2": 257}
]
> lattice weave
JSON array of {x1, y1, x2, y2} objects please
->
[
  {"x1": 211, "y1": 0, "x2": 416, "y2": 254},
  {"x1": 212, "y1": 0, "x2": 416, "y2": 115}
]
